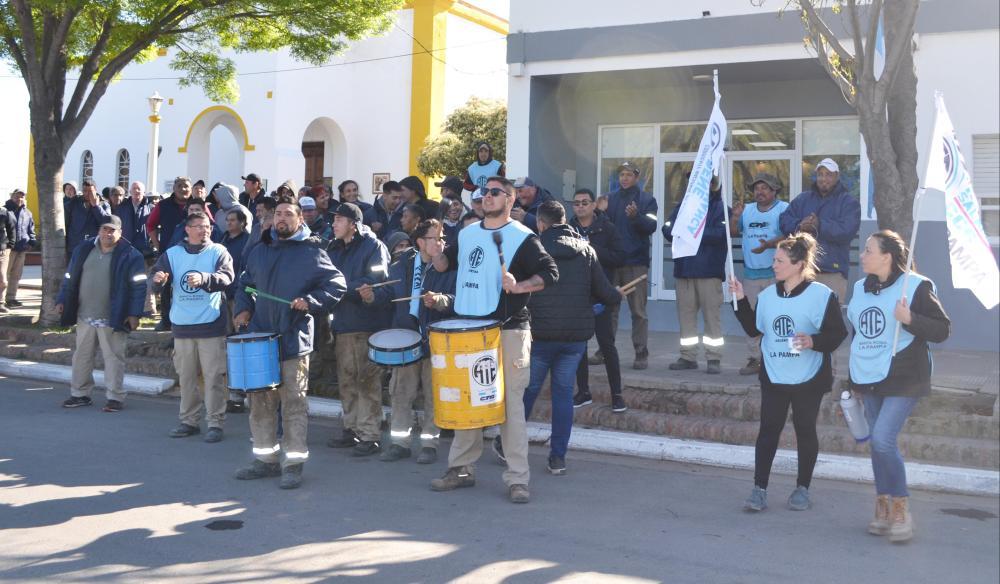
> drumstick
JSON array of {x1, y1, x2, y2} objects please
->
[
  {"x1": 492, "y1": 231, "x2": 507, "y2": 276},
  {"x1": 359, "y1": 279, "x2": 400, "y2": 290},
  {"x1": 245, "y1": 286, "x2": 292, "y2": 305},
  {"x1": 618, "y1": 274, "x2": 648, "y2": 294},
  {"x1": 391, "y1": 294, "x2": 424, "y2": 303}
]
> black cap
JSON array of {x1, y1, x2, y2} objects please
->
[
  {"x1": 193, "y1": 179, "x2": 206, "y2": 188},
  {"x1": 335, "y1": 202, "x2": 363, "y2": 223},
  {"x1": 617, "y1": 162, "x2": 640, "y2": 176},
  {"x1": 434, "y1": 176, "x2": 464, "y2": 193},
  {"x1": 241, "y1": 173, "x2": 262, "y2": 183},
  {"x1": 100, "y1": 215, "x2": 122, "y2": 231}
]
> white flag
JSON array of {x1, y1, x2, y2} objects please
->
[
  {"x1": 671, "y1": 77, "x2": 727, "y2": 259},
  {"x1": 924, "y1": 93, "x2": 999, "y2": 309}
]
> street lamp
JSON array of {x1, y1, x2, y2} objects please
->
[{"x1": 147, "y1": 91, "x2": 164, "y2": 198}]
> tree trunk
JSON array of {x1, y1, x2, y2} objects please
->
[
  {"x1": 32, "y1": 130, "x2": 68, "y2": 328},
  {"x1": 885, "y1": 2, "x2": 920, "y2": 242}
]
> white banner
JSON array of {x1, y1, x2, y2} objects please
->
[
  {"x1": 924, "y1": 93, "x2": 999, "y2": 309},
  {"x1": 671, "y1": 76, "x2": 727, "y2": 259}
]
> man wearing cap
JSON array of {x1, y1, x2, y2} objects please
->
[
  {"x1": 146, "y1": 176, "x2": 195, "y2": 331},
  {"x1": 56, "y1": 215, "x2": 146, "y2": 412},
  {"x1": 730, "y1": 173, "x2": 789, "y2": 375},
  {"x1": 466, "y1": 189, "x2": 485, "y2": 221},
  {"x1": 463, "y1": 141, "x2": 505, "y2": 194},
  {"x1": 436, "y1": 176, "x2": 465, "y2": 201},
  {"x1": 779, "y1": 158, "x2": 860, "y2": 304},
  {"x1": 239, "y1": 173, "x2": 268, "y2": 221},
  {"x1": 601, "y1": 162, "x2": 658, "y2": 370},
  {"x1": 66, "y1": 179, "x2": 113, "y2": 254},
  {"x1": 325, "y1": 202, "x2": 392, "y2": 456},
  {"x1": 365, "y1": 181, "x2": 404, "y2": 241},
  {"x1": 399, "y1": 176, "x2": 441, "y2": 222},
  {"x1": 300, "y1": 196, "x2": 332, "y2": 244},
  {"x1": 1, "y1": 189, "x2": 32, "y2": 313},
  {"x1": 510, "y1": 177, "x2": 554, "y2": 233}
]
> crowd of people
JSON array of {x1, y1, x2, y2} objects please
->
[{"x1": 37, "y1": 148, "x2": 951, "y2": 542}]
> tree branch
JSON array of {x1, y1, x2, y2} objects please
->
[
  {"x1": 43, "y1": 5, "x2": 82, "y2": 87},
  {"x1": 847, "y1": 0, "x2": 866, "y2": 77},
  {"x1": 806, "y1": 23, "x2": 857, "y2": 105},
  {"x1": 64, "y1": 13, "x2": 117, "y2": 123},
  {"x1": 863, "y1": 0, "x2": 884, "y2": 80},
  {"x1": 875, "y1": 0, "x2": 919, "y2": 94},
  {"x1": 799, "y1": 1, "x2": 856, "y2": 66}
]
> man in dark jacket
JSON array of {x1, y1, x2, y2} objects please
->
[
  {"x1": 116, "y1": 181, "x2": 155, "y2": 314},
  {"x1": 399, "y1": 175, "x2": 441, "y2": 221},
  {"x1": 239, "y1": 173, "x2": 268, "y2": 221},
  {"x1": 602, "y1": 162, "x2": 658, "y2": 369},
  {"x1": 372, "y1": 219, "x2": 456, "y2": 465},
  {"x1": 523, "y1": 201, "x2": 622, "y2": 475},
  {"x1": 325, "y1": 203, "x2": 392, "y2": 456},
  {"x1": 147, "y1": 176, "x2": 195, "y2": 330},
  {"x1": 65, "y1": 179, "x2": 112, "y2": 255},
  {"x1": 57, "y1": 215, "x2": 146, "y2": 412},
  {"x1": 662, "y1": 180, "x2": 730, "y2": 374},
  {"x1": 511, "y1": 176, "x2": 554, "y2": 233},
  {"x1": 569, "y1": 188, "x2": 627, "y2": 411},
  {"x1": 233, "y1": 198, "x2": 346, "y2": 489},
  {"x1": 0, "y1": 191, "x2": 19, "y2": 313},
  {"x1": 365, "y1": 180, "x2": 404, "y2": 241},
  {"x1": 2, "y1": 189, "x2": 35, "y2": 310}
]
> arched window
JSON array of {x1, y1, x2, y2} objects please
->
[
  {"x1": 116, "y1": 149, "x2": 130, "y2": 188},
  {"x1": 80, "y1": 150, "x2": 94, "y2": 183}
]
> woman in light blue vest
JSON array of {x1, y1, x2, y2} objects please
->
[
  {"x1": 848, "y1": 230, "x2": 950, "y2": 543},
  {"x1": 730, "y1": 233, "x2": 847, "y2": 513}
]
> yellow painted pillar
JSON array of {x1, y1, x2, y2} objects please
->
[
  {"x1": 26, "y1": 136, "x2": 39, "y2": 220},
  {"x1": 408, "y1": 0, "x2": 452, "y2": 189}
]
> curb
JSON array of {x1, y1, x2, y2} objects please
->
[{"x1": 3, "y1": 359, "x2": 996, "y2": 496}]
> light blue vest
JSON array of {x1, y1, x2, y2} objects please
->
[
  {"x1": 847, "y1": 274, "x2": 931, "y2": 384},
  {"x1": 467, "y1": 160, "x2": 502, "y2": 193},
  {"x1": 410, "y1": 254, "x2": 426, "y2": 320},
  {"x1": 167, "y1": 244, "x2": 224, "y2": 326},
  {"x1": 455, "y1": 220, "x2": 532, "y2": 317},
  {"x1": 755, "y1": 281, "x2": 832, "y2": 385},
  {"x1": 740, "y1": 200, "x2": 788, "y2": 271}
]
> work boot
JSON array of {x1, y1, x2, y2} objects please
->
[
  {"x1": 868, "y1": 495, "x2": 891, "y2": 536},
  {"x1": 169, "y1": 423, "x2": 200, "y2": 438},
  {"x1": 279, "y1": 464, "x2": 303, "y2": 489},
  {"x1": 203, "y1": 427, "x2": 224, "y2": 443},
  {"x1": 234, "y1": 459, "x2": 281, "y2": 480},
  {"x1": 508, "y1": 483, "x2": 530, "y2": 504},
  {"x1": 352, "y1": 440, "x2": 380, "y2": 457},
  {"x1": 379, "y1": 443, "x2": 411, "y2": 462},
  {"x1": 430, "y1": 466, "x2": 475, "y2": 491},
  {"x1": 633, "y1": 350, "x2": 649, "y2": 370},
  {"x1": 62, "y1": 396, "x2": 92, "y2": 408},
  {"x1": 889, "y1": 496, "x2": 914, "y2": 543},
  {"x1": 327, "y1": 429, "x2": 359, "y2": 448},
  {"x1": 739, "y1": 358, "x2": 761, "y2": 376},
  {"x1": 588, "y1": 350, "x2": 604, "y2": 365},
  {"x1": 102, "y1": 400, "x2": 124, "y2": 413},
  {"x1": 706, "y1": 360, "x2": 722, "y2": 375},
  {"x1": 668, "y1": 358, "x2": 698, "y2": 371},
  {"x1": 416, "y1": 447, "x2": 438, "y2": 465},
  {"x1": 744, "y1": 486, "x2": 767, "y2": 512}
]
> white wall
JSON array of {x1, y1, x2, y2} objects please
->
[
  {"x1": 0, "y1": 77, "x2": 29, "y2": 196},
  {"x1": 510, "y1": 0, "x2": 773, "y2": 33},
  {"x1": 443, "y1": 13, "x2": 508, "y2": 115}
]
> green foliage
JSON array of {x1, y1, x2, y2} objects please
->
[{"x1": 417, "y1": 97, "x2": 507, "y2": 178}]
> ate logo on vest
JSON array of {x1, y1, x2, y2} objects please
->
[
  {"x1": 179, "y1": 270, "x2": 201, "y2": 294},
  {"x1": 858, "y1": 307, "x2": 886, "y2": 339},
  {"x1": 772, "y1": 315, "x2": 795, "y2": 338},
  {"x1": 468, "y1": 246, "x2": 486, "y2": 269},
  {"x1": 471, "y1": 355, "x2": 498, "y2": 387}
]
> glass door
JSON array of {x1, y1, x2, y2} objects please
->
[
  {"x1": 725, "y1": 155, "x2": 793, "y2": 280},
  {"x1": 653, "y1": 156, "x2": 694, "y2": 301}
]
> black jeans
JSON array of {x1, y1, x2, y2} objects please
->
[
  {"x1": 754, "y1": 387, "x2": 825, "y2": 490},
  {"x1": 576, "y1": 309, "x2": 622, "y2": 397}
]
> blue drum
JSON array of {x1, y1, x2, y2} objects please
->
[
  {"x1": 227, "y1": 332, "x2": 281, "y2": 391},
  {"x1": 368, "y1": 328, "x2": 424, "y2": 367}
]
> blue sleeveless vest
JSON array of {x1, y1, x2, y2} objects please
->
[
  {"x1": 847, "y1": 274, "x2": 932, "y2": 384},
  {"x1": 167, "y1": 244, "x2": 224, "y2": 326},
  {"x1": 467, "y1": 160, "x2": 502, "y2": 193},
  {"x1": 755, "y1": 281, "x2": 832, "y2": 385},
  {"x1": 740, "y1": 200, "x2": 788, "y2": 271},
  {"x1": 455, "y1": 220, "x2": 532, "y2": 317},
  {"x1": 409, "y1": 253, "x2": 426, "y2": 320}
]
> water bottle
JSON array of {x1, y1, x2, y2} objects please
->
[{"x1": 839, "y1": 391, "x2": 870, "y2": 443}]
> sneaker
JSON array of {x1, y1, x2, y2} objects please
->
[
  {"x1": 739, "y1": 358, "x2": 761, "y2": 376},
  {"x1": 573, "y1": 392, "x2": 593, "y2": 408},
  {"x1": 547, "y1": 456, "x2": 566, "y2": 475},
  {"x1": 416, "y1": 447, "x2": 438, "y2": 465},
  {"x1": 492, "y1": 435, "x2": 506, "y2": 464},
  {"x1": 352, "y1": 440, "x2": 381, "y2": 457},
  {"x1": 279, "y1": 464, "x2": 303, "y2": 489},
  {"x1": 611, "y1": 395, "x2": 628, "y2": 413},
  {"x1": 508, "y1": 483, "x2": 530, "y2": 504},
  {"x1": 379, "y1": 443, "x2": 411, "y2": 462},
  {"x1": 633, "y1": 351, "x2": 649, "y2": 370},
  {"x1": 234, "y1": 459, "x2": 281, "y2": 480},
  {"x1": 62, "y1": 396, "x2": 92, "y2": 408},
  {"x1": 102, "y1": 400, "x2": 124, "y2": 412},
  {"x1": 169, "y1": 423, "x2": 200, "y2": 438},
  {"x1": 744, "y1": 486, "x2": 768, "y2": 512},
  {"x1": 6, "y1": 299, "x2": 23, "y2": 307},
  {"x1": 327, "y1": 429, "x2": 359, "y2": 448},
  {"x1": 587, "y1": 350, "x2": 604, "y2": 365},
  {"x1": 430, "y1": 466, "x2": 475, "y2": 491},
  {"x1": 204, "y1": 427, "x2": 224, "y2": 443},
  {"x1": 668, "y1": 358, "x2": 698, "y2": 371},
  {"x1": 788, "y1": 486, "x2": 811, "y2": 511},
  {"x1": 706, "y1": 360, "x2": 722, "y2": 375}
]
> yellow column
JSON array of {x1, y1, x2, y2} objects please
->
[
  {"x1": 26, "y1": 136, "x2": 39, "y2": 220},
  {"x1": 408, "y1": 0, "x2": 452, "y2": 188}
]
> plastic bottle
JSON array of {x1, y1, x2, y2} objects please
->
[{"x1": 840, "y1": 390, "x2": 870, "y2": 443}]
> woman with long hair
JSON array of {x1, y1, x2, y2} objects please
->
[
  {"x1": 848, "y1": 230, "x2": 950, "y2": 543},
  {"x1": 729, "y1": 233, "x2": 847, "y2": 512}
]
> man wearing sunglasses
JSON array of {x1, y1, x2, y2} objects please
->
[{"x1": 429, "y1": 176, "x2": 558, "y2": 504}]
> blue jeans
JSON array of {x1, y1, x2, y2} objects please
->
[
  {"x1": 523, "y1": 341, "x2": 587, "y2": 459},
  {"x1": 862, "y1": 393, "x2": 919, "y2": 497}
]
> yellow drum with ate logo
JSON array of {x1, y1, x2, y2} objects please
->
[{"x1": 428, "y1": 319, "x2": 505, "y2": 429}]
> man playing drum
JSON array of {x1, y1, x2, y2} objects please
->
[
  {"x1": 233, "y1": 197, "x2": 347, "y2": 490},
  {"x1": 370, "y1": 219, "x2": 456, "y2": 465},
  {"x1": 429, "y1": 176, "x2": 558, "y2": 504}
]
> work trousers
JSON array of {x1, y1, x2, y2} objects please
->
[
  {"x1": 609, "y1": 265, "x2": 648, "y2": 355},
  {"x1": 71, "y1": 320, "x2": 128, "y2": 403},
  {"x1": 143, "y1": 257, "x2": 157, "y2": 315},
  {"x1": 2, "y1": 249, "x2": 27, "y2": 302},
  {"x1": 174, "y1": 336, "x2": 228, "y2": 429},
  {"x1": 335, "y1": 331, "x2": 384, "y2": 442},
  {"x1": 388, "y1": 358, "x2": 438, "y2": 449},
  {"x1": 754, "y1": 387, "x2": 825, "y2": 490},
  {"x1": 676, "y1": 277, "x2": 724, "y2": 361},
  {"x1": 249, "y1": 356, "x2": 310, "y2": 468},
  {"x1": 741, "y1": 277, "x2": 774, "y2": 361}
]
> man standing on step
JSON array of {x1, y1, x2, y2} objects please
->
[
  {"x1": 150, "y1": 211, "x2": 235, "y2": 443},
  {"x1": 146, "y1": 176, "x2": 195, "y2": 331},
  {"x1": 57, "y1": 215, "x2": 146, "y2": 412}
]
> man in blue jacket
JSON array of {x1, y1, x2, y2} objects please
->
[
  {"x1": 65, "y1": 179, "x2": 112, "y2": 256},
  {"x1": 779, "y1": 158, "x2": 860, "y2": 304},
  {"x1": 324, "y1": 202, "x2": 392, "y2": 457},
  {"x1": 116, "y1": 181, "x2": 156, "y2": 315},
  {"x1": 662, "y1": 179, "x2": 730, "y2": 374},
  {"x1": 1, "y1": 189, "x2": 32, "y2": 312},
  {"x1": 602, "y1": 162, "x2": 658, "y2": 370},
  {"x1": 233, "y1": 198, "x2": 346, "y2": 489},
  {"x1": 511, "y1": 176, "x2": 554, "y2": 233},
  {"x1": 57, "y1": 215, "x2": 146, "y2": 412}
]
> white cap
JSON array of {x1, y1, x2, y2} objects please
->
[
  {"x1": 299, "y1": 196, "x2": 317, "y2": 209},
  {"x1": 816, "y1": 158, "x2": 840, "y2": 173}
]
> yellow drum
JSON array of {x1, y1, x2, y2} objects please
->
[{"x1": 428, "y1": 318, "x2": 505, "y2": 429}]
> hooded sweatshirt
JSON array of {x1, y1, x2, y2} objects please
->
[{"x1": 464, "y1": 141, "x2": 505, "y2": 193}]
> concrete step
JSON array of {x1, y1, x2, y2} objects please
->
[{"x1": 0, "y1": 340, "x2": 178, "y2": 381}]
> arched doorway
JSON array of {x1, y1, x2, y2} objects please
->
[
  {"x1": 301, "y1": 117, "x2": 347, "y2": 189},
  {"x1": 179, "y1": 106, "x2": 254, "y2": 184}
]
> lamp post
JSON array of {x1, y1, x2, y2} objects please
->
[{"x1": 146, "y1": 91, "x2": 164, "y2": 197}]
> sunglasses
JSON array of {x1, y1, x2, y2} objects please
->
[{"x1": 482, "y1": 188, "x2": 508, "y2": 198}]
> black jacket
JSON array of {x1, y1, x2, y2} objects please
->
[
  {"x1": 570, "y1": 212, "x2": 625, "y2": 278},
  {"x1": 115, "y1": 197, "x2": 154, "y2": 256},
  {"x1": 0, "y1": 206, "x2": 14, "y2": 250},
  {"x1": 529, "y1": 224, "x2": 622, "y2": 342},
  {"x1": 327, "y1": 225, "x2": 392, "y2": 334}
]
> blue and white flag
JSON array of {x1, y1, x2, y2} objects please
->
[
  {"x1": 873, "y1": 9, "x2": 886, "y2": 81},
  {"x1": 672, "y1": 76, "x2": 727, "y2": 259},
  {"x1": 924, "y1": 92, "x2": 999, "y2": 309}
]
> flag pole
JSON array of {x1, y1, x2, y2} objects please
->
[{"x1": 714, "y1": 70, "x2": 738, "y2": 311}]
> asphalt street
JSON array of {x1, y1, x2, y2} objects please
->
[{"x1": 1, "y1": 374, "x2": 998, "y2": 583}]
